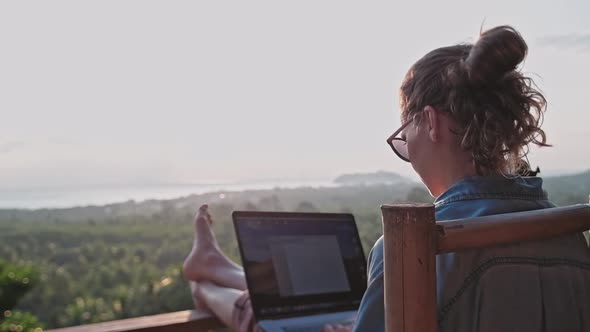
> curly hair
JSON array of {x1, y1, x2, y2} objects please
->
[{"x1": 399, "y1": 25, "x2": 549, "y2": 175}]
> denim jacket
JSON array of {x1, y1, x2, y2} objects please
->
[{"x1": 353, "y1": 176, "x2": 590, "y2": 332}]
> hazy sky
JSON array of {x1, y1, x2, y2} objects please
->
[{"x1": 1, "y1": 1, "x2": 589, "y2": 189}]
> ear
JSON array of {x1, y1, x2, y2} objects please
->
[{"x1": 423, "y1": 105, "x2": 439, "y2": 143}]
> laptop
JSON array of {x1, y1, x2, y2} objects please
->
[{"x1": 233, "y1": 211, "x2": 367, "y2": 332}]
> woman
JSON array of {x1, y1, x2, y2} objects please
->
[{"x1": 183, "y1": 25, "x2": 590, "y2": 332}]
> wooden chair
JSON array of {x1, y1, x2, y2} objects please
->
[{"x1": 381, "y1": 202, "x2": 590, "y2": 332}]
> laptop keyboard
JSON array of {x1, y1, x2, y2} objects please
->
[{"x1": 282, "y1": 321, "x2": 353, "y2": 332}]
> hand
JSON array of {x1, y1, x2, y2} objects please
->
[{"x1": 233, "y1": 290, "x2": 264, "y2": 332}]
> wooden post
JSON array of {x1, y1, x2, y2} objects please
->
[{"x1": 382, "y1": 203, "x2": 437, "y2": 332}]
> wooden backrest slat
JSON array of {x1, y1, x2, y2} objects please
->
[{"x1": 437, "y1": 204, "x2": 590, "y2": 253}]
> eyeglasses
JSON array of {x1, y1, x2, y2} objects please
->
[{"x1": 386, "y1": 119, "x2": 413, "y2": 162}]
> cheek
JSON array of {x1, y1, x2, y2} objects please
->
[
  {"x1": 407, "y1": 132, "x2": 425, "y2": 167},
  {"x1": 408, "y1": 134, "x2": 435, "y2": 184},
  {"x1": 408, "y1": 139, "x2": 425, "y2": 175}
]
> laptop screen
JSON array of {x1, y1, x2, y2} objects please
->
[{"x1": 233, "y1": 211, "x2": 367, "y2": 320}]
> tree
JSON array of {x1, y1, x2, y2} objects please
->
[
  {"x1": 0, "y1": 261, "x2": 39, "y2": 313},
  {"x1": 0, "y1": 260, "x2": 44, "y2": 332},
  {"x1": 1, "y1": 310, "x2": 44, "y2": 332},
  {"x1": 258, "y1": 195, "x2": 284, "y2": 211},
  {"x1": 405, "y1": 187, "x2": 433, "y2": 203},
  {"x1": 295, "y1": 201, "x2": 319, "y2": 212}
]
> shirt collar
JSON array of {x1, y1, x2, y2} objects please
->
[{"x1": 434, "y1": 175, "x2": 548, "y2": 207}]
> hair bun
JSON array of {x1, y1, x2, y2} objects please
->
[{"x1": 464, "y1": 25, "x2": 528, "y2": 86}]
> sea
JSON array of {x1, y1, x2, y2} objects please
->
[{"x1": 0, "y1": 180, "x2": 337, "y2": 210}]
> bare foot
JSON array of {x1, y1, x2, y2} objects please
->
[
  {"x1": 183, "y1": 204, "x2": 221, "y2": 280},
  {"x1": 183, "y1": 204, "x2": 247, "y2": 290}
]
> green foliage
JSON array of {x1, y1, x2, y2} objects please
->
[
  {"x1": 0, "y1": 261, "x2": 43, "y2": 332},
  {"x1": 295, "y1": 201, "x2": 319, "y2": 212},
  {"x1": 0, "y1": 184, "x2": 407, "y2": 328},
  {"x1": 0, "y1": 171, "x2": 587, "y2": 329},
  {"x1": 0, "y1": 222, "x2": 195, "y2": 328},
  {"x1": 405, "y1": 187, "x2": 434, "y2": 203},
  {"x1": 0, "y1": 261, "x2": 39, "y2": 312},
  {"x1": 543, "y1": 170, "x2": 590, "y2": 206},
  {"x1": 0, "y1": 310, "x2": 44, "y2": 332}
]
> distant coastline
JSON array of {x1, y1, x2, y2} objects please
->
[
  {"x1": 0, "y1": 180, "x2": 338, "y2": 210},
  {"x1": 0, "y1": 171, "x2": 411, "y2": 209},
  {"x1": 1, "y1": 169, "x2": 587, "y2": 210}
]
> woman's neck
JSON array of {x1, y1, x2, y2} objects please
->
[{"x1": 432, "y1": 158, "x2": 478, "y2": 197}]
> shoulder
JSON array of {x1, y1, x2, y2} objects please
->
[
  {"x1": 353, "y1": 236, "x2": 386, "y2": 332},
  {"x1": 367, "y1": 236, "x2": 384, "y2": 282},
  {"x1": 434, "y1": 175, "x2": 553, "y2": 220}
]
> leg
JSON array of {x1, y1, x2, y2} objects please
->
[
  {"x1": 196, "y1": 281, "x2": 353, "y2": 332},
  {"x1": 189, "y1": 281, "x2": 206, "y2": 311},
  {"x1": 183, "y1": 204, "x2": 247, "y2": 290},
  {"x1": 184, "y1": 205, "x2": 258, "y2": 331},
  {"x1": 193, "y1": 281, "x2": 245, "y2": 327}
]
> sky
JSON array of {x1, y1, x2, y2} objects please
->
[{"x1": 1, "y1": 0, "x2": 589, "y2": 189}]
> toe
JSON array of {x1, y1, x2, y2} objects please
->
[{"x1": 197, "y1": 204, "x2": 213, "y2": 224}]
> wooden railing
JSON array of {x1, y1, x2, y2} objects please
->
[
  {"x1": 46, "y1": 309, "x2": 224, "y2": 332},
  {"x1": 382, "y1": 203, "x2": 590, "y2": 332}
]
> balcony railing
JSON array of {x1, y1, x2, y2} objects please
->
[{"x1": 47, "y1": 309, "x2": 224, "y2": 332}]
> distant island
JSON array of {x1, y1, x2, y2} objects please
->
[{"x1": 334, "y1": 170, "x2": 409, "y2": 186}]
